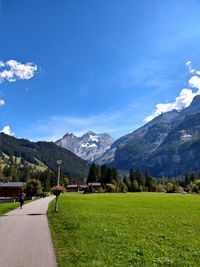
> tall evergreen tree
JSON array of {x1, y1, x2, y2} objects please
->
[
  {"x1": 135, "y1": 168, "x2": 145, "y2": 188},
  {"x1": 123, "y1": 175, "x2": 131, "y2": 189},
  {"x1": 145, "y1": 171, "x2": 154, "y2": 191},
  {"x1": 100, "y1": 165, "x2": 107, "y2": 184},
  {"x1": 129, "y1": 168, "x2": 136, "y2": 182},
  {"x1": 87, "y1": 163, "x2": 99, "y2": 183}
]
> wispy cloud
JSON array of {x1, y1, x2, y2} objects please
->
[
  {"x1": 186, "y1": 61, "x2": 200, "y2": 75},
  {"x1": 26, "y1": 104, "x2": 144, "y2": 141},
  {"x1": 144, "y1": 61, "x2": 200, "y2": 122},
  {"x1": 28, "y1": 111, "x2": 120, "y2": 141}
]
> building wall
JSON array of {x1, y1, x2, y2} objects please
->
[{"x1": 0, "y1": 187, "x2": 21, "y2": 198}]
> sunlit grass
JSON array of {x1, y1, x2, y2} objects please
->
[
  {"x1": 0, "y1": 202, "x2": 19, "y2": 216},
  {"x1": 48, "y1": 193, "x2": 200, "y2": 266}
]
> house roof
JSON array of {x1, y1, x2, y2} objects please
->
[
  {"x1": 79, "y1": 185, "x2": 87, "y2": 188},
  {"x1": 67, "y1": 185, "x2": 78, "y2": 188},
  {"x1": 88, "y1": 183, "x2": 101, "y2": 186},
  {"x1": 0, "y1": 182, "x2": 25, "y2": 188}
]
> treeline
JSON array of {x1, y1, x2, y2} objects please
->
[
  {"x1": 87, "y1": 163, "x2": 200, "y2": 193},
  {"x1": 0, "y1": 161, "x2": 84, "y2": 192},
  {"x1": 2, "y1": 159, "x2": 200, "y2": 194}
]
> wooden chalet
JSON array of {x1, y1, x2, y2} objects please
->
[
  {"x1": 79, "y1": 185, "x2": 87, "y2": 191},
  {"x1": 88, "y1": 182, "x2": 102, "y2": 192},
  {"x1": 66, "y1": 184, "x2": 78, "y2": 192},
  {"x1": 0, "y1": 182, "x2": 25, "y2": 199}
]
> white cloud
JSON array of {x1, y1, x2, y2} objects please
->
[
  {"x1": 1, "y1": 125, "x2": 14, "y2": 136},
  {"x1": 144, "y1": 61, "x2": 200, "y2": 123},
  {"x1": 188, "y1": 75, "x2": 200, "y2": 90},
  {"x1": 0, "y1": 61, "x2": 4, "y2": 68},
  {"x1": 0, "y1": 59, "x2": 37, "y2": 83},
  {"x1": 0, "y1": 99, "x2": 5, "y2": 106},
  {"x1": 186, "y1": 61, "x2": 200, "y2": 75},
  {"x1": 0, "y1": 59, "x2": 37, "y2": 107},
  {"x1": 145, "y1": 115, "x2": 155, "y2": 123}
]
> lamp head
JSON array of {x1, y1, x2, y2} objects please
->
[{"x1": 56, "y1": 160, "x2": 63, "y2": 165}]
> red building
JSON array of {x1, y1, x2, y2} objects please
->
[{"x1": 0, "y1": 182, "x2": 25, "y2": 199}]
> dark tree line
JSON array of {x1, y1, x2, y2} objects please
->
[
  {"x1": 86, "y1": 164, "x2": 155, "y2": 192},
  {"x1": 87, "y1": 163, "x2": 120, "y2": 184},
  {"x1": 86, "y1": 163, "x2": 200, "y2": 193}
]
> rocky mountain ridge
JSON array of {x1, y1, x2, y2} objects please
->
[
  {"x1": 55, "y1": 131, "x2": 115, "y2": 161},
  {"x1": 96, "y1": 95, "x2": 200, "y2": 177}
]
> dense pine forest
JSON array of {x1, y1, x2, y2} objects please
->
[{"x1": 86, "y1": 163, "x2": 200, "y2": 194}]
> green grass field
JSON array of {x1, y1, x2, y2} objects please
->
[
  {"x1": 48, "y1": 193, "x2": 200, "y2": 267},
  {"x1": 0, "y1": 202, "x2": 19, "y2": 216}
]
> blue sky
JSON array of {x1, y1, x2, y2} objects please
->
[{"x1": 1, "y1": 0, "x2": 200, "y2": 141}]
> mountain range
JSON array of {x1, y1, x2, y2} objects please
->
[
  {"x1": 96, "y1": 95, "x2": 200, "y2": 177},
  {"x1": 55, "y1": 131, "x2": 115, "y2": 162},
  {"x1": 1, "y1": 95, "x2": 200, "y2": 179}
]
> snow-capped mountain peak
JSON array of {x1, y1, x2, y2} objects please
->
[{"x1": 55, "y1": 131, "x2": 115, "y2": 161}]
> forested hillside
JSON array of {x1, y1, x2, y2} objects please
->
[{"x1": 0, "y1": 133, "x2": 88, "y2": 181}]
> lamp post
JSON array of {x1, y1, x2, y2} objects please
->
[
  {"x1": 57, "y1": 160, "x2": 63, "y2": 186},
  {"x1": 55, "y1": 160, "x2": 63, "y2": 212}
]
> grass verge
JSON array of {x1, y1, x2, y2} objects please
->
[
  {"x1": 0, "y1": 198, "x2": 36, "y2": 216},
  {"x1": 0, "y1": 202, "x2": 19, "y2": 216}
]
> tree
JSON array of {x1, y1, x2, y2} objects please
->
[
  {"x1": 165, "y1": 182, "x2": 175, "y2": 193},
  {"x1": 25, "y1": 179, "x2": 42, "y2": 197},
  {"x1": 118, "y1": 180, "x2": 128, "y2": 192},
  {"x1": 123, "y1": 175, "x2": 131, "y2": 190},
  {"x1": 184, "y1": 173, "x2": 190, "y2": 186},
  {"x1": 190, "y1": 173, "x2": 196, "y2": 182},
  {"x1": 87, "y1": 163, "x2": 99, "y2": 183},
  {"x1": 130, "y1": 179, "x2": 140, "y2": 192},
  {"x1": 135, "y1": 169, "x2": 145, "y2": 189},
  {"x1": 129, "y1": 168, "x2": 136, "y2": 183},
  {"x1": 145, "y1": 171, "x2": 155, "y2": 191},
  {"x1": 63, "y1": 177, "x2": 69, "y2": 187},
  {"x1": 3, "y1": 165, "x2": 11, "y2": 177},
  {"x1": 100, "y1": 165, "x2": 107, "y2": 183}
]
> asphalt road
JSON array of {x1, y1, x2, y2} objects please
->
[{"x1": 0, "y1": 196, "x2": 57, "y2": 267}]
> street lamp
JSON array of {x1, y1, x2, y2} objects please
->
[
  {"x1": 55, "y1": 160, "x2": 63, "y2": 212},
  {"x1": 56, "y1": 160, "x2": 63, "y2": 186}
]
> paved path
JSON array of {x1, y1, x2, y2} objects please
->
[{"x1": 0, "y1": 197, "x2": 57, "y2": 267}]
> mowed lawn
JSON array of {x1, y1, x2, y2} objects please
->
[
  {"x1": 48, "y1": 193, "x2": 200, "y2": 267},
  {"x1": 0, "y1": 202, "x2": 19, "y2": 216}
]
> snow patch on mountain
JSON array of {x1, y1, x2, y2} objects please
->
[
  {"x1": 81, "y1": 143, "x2": 97, "y2": 148},
  {"x1": 89, "y1": 134, "x2": 99, "y2": 142}
]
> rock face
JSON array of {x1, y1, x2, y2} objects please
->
[
  {"x1": 96, "y1": 95, "x2": 200, "y2": 177},
  {"x1": 55, "y1": 131, "x2": 115, "y2": 162}
]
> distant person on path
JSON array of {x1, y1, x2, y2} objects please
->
[{"x1": 19, "y1": 193, "x2": 25, "y2": 209}]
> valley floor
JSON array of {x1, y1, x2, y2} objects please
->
[{"x1": 48, "y1": 192, "x2": 200, "y2": 266}]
